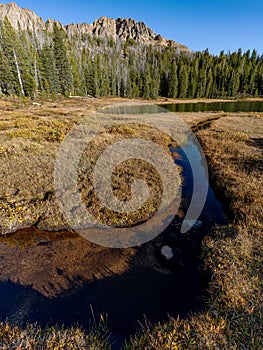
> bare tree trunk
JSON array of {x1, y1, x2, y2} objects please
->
[{"x1": 13, "y1": 48, "x2": 24, "y2": 96}]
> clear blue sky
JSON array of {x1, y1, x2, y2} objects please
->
[{"x1": 2, "y1": 0, "x2": 263, "y2": 55}]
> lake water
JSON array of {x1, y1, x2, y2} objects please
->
[
  {"x1": 161, "y1": 100, "x2": 263, "y2": 113},
  {"x1": 0, "y1": 105, "x2": 227, "y2": 347}
]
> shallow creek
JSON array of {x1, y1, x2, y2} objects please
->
[{"x1": 0, "y1": 105, "x2": 227, "y2": 345}]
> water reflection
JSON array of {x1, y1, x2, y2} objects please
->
[
  {"x1": 0, "y1": 228, "x2": 135, "y2": 298},
  {"x1": 162, "y1": 100, "x2": 263, "y2": 113}
]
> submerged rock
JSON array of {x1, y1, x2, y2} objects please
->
[
  {"x1": 160, "y1": 246, "x2": 174, "y2": 261},
  {"x1": 183, "y1": 220, "x2": 202, "y2": 230}
]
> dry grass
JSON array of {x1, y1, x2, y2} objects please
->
[
  {"x1": 0, "y1": 97, "x2": 114, "y2": 234},
  {"x1": 0, "y1": 97, "x2": 262, "y2": 348},
  {"x1": 0, "y1": 321, "x2": 111, "y2": 350},
  {"x1": 0, "y1": 97, "x2": 182, "y2": 234},
  {"x1": 127, "y1": 113, "x2": 263, "y2": 349},
  {"x1": 77, "y1": 123, "x2": 178, "y2": 227}
]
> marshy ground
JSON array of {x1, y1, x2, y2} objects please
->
[
  {"x1": 129, "y1": 111, "x2": 262, "y2": 349},
  {"x1": 0, "y1": 96, "x2": 262, "y2": 349}
]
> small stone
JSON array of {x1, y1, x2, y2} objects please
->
[
  {"x1": 183, "y1": 220, "x2": 202, "y2": 230},
  {"x1": 8, "y1": 188, "x2": 20, "y2": 196},
  {"x1": 160, "y1": 246, "x2": 174, "y2": 260}
]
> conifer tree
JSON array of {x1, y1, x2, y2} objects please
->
[
  {"x1": 168, "y1": 62, "x2": 178, "y2": 98},
  {"x1": 52, "y1": 23, "x2": 73, "y2": 95}
]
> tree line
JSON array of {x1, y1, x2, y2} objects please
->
[{"x1": 0, "y1": 17, "x2": 263, "y2": 99}]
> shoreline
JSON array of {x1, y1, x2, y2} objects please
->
[{"x1": 1, "y1": 95, "x2": 263, "y2": 107}]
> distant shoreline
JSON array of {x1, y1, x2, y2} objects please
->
[{"x1": 2, "y1": 95, "x2": 263, "y2": 106}]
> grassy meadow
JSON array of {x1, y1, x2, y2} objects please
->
[{"x1": 0, "y1": 97, "x2": 262, "y2": 349}]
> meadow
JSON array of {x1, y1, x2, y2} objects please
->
[{"x1": 0, "y1": 96, "x2": 262, "y2": 349}]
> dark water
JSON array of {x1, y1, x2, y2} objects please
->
[
  {"x1": 162, "y1": 100, "x2": 263, "y2": 113},
  {"x1": 101, "y1": 104, "x2": 168, "y2": 115},
  {"x1": 0, "y1": 263, "x2": 204, "y2": 346},
  {"x1": 0, "y1": 105, "x2": 227, "y2": 347}
]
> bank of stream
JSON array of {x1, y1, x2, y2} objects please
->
[{"x1": 0, "y1": 105, "x2": 227, "y2": 347}]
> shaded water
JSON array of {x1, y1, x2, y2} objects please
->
[
  {"x1": 0, "y1": 105, "x2": 227, "y2": 346},
  {"x1": 162, "y1": 100, "x2": 263, "y2": 113}
]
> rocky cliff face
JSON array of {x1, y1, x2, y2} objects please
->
[
  {"x1": 0, "y1": 2, "x2": 189, "y2": 51},
  {"x1": 0, "y1": 2, "x2": 45, "y2": 33}
]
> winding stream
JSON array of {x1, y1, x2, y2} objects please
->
[{"x1": 0, "y1": 105, "x2": 227, "y2": 346}]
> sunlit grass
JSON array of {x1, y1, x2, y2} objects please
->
[{"x1": 0, "y1": 98, "x2": 262, "y2": 348}]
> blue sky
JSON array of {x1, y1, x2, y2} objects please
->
[{"x1": 2, "y1": 0, "x2": 263, "y2": 55}]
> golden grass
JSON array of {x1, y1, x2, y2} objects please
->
[
  {"x1": 0, "y1": 98, "x2": 181, "y2": 233},
  {"x1": 127, "y1": 114, "x2": 263, "y2": 349},
  {"x1": 0, "y1": 321, "x2": 111, "y2": 350},
  {"x1": 78, "y1": 123, "x2": 179, "y2": 227},
  {"x1": 0, "y1": 97, "x2": 262, "y2": 348}
]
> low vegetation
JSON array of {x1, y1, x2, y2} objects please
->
[
  {"x1": 0, "y1": 96, "x2": 181, "y2": 234},
  {"x1": 126, "y1": 114, "x2": 263, "y2": 349},
  {"x1": 0, "y1": 97, "x2": 262, "y2": 349},
  {"x1": 0, "y1": 321, "x2": 111, "y2": 350}
]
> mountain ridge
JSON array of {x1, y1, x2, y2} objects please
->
[{"x1": 0, "y1": 2, "x2": 189, "y2": 51}]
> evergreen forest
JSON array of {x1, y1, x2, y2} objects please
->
[{"x1": 0, "y1": 17, "x2": 263, "y2": 99}]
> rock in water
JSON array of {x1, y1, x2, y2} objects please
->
[
  {"x1": 161, "y1": 246, "x2": 174, "y2": 260},
  {"x1": 183, "y1": 220, "x2": 202, "y2": 230}
]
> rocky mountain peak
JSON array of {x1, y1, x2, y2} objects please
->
[
  {"x1": 3, "y1": 1, "x2": 18, "y2": 9},
  {"x1": 0, "y1": 2, "x2": 45, "y2": 33},
  {"x1": 91, "y1": 16, "x2": 116, "y2": 38},
  {"x1": 6, "y1": 2, "x2": 18, "y2": 8},
  {"x1": 0, "y1": 2, "x2": 189, "y2": 51},
  {"x1": 116, "y1": 17, "x2": 156, "y2": 43}
]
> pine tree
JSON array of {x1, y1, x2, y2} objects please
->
[
  {"x1": 40, "y1": 43, "x2": 60, "y2": 95},
  {"x1": 178, "y1": 65, "x2": 189, "y2": 98},
  {"x1": 0, "y1": 17, "x2": 24, "y2": 95},
  {"x1": 0, "y1": 15, "x2": 263, "y2": 99},
  {"x1": 52, "y1": 23, "x2": 73, "y2": 95},
  {"x1": 168, "y1": 62, "x2": 178, "y2": 98}
]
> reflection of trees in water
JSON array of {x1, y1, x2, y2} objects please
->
[{"x1": 0, "y1": 227, "x2": 136, "y2": 297}]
